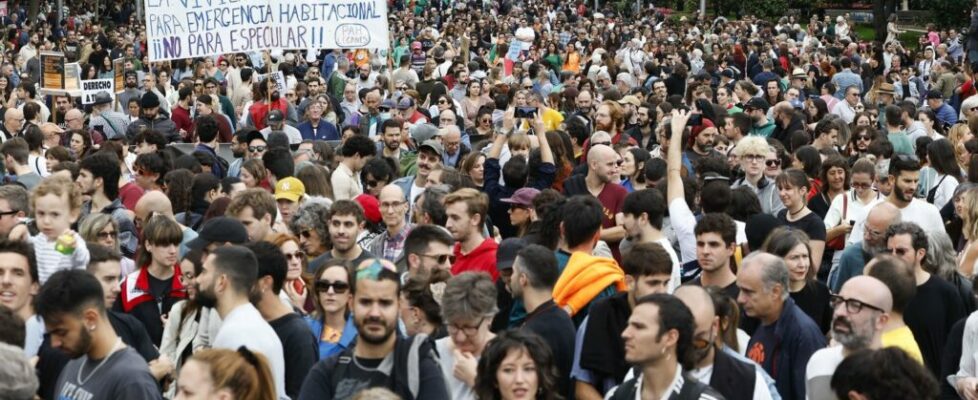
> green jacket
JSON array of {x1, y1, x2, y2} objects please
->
[{"x1": 751, "y1": 120, "x2": 776, "y2": 137}]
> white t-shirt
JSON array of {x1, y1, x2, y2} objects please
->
[
  {"x1": 929, "y1": 174, "x2": 959, "y2": 211},
  {"x1": 213, "y1": 303, "x2": 287, "y2": 400},
  {"x1": 805, "y1": 345, "x2": 845, "y2": 400}
]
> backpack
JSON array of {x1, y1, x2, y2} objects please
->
[{"x1": 326, "y1": 334, "x2": 433, "y2": 400}]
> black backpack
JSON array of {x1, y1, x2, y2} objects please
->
[{"x1": 325, "y1": 334, "x2": 433, "y2": 400}]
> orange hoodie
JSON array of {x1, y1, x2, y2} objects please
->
[{"x1": 552, "y1": 252, "x2": 627, "y2": 316}]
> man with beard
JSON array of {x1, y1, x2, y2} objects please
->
[
  {"x1": 53, "y1": 95, "x2": 71, "y2": 128},
  {"x1": 378, "y1": 119, "x2": 409, "y2": 172},
  {"x1": 563, "y1": 144, "x2": 628, "y2": 261},
  {"x1": 117, "y1": 71, "x2": 144, "y2": 115},
  {"x1": 126, "y1": 92, "x2": 179, "y2": 143},
  {"x1": 296, "y1": 258, "x2": 450, "y2": 400},
  {"x1": 846, "y1": 155, "x2": 946, "y2": 255},
  {"x1": 573, "y1": 89, "x2": 596, "y2": 132},
  {"x1": 194, "y1": 245, "x2": 287, "y2": 400},
  {"x1": 830, "y1": 202, "x2": 902, "y2": 292},
  {"x1": 884, "y1": 222, "x2": 967, "y2": 379},
  {"x1": 605, "y1": 294, "x2": 724, "y2": 399},
  {"x1": 738, "y1": 252, "x2": 826, "y2": 400},
  {"x1": 392, "y1": 127, "x2": 442, "y2": 208},
  {"x1": 226, "y1": 128, "x2": 251, "y2": 178},
  {"x1": 675, "y1": 285, "x2": 774, "y2": 400},
  {"x1": 626, "y1": 102, "x2": 656, "y2": 150},
  {"x1": 745, "y1": 97, "x2": 775, "y2": 137},
  {"x1": 805, "y1": 276, "x2": 892, "y2": 400},
  {"x1": 246, "y1": 78, "x2": 290, "y2": 131},
  {"x1": 245, "y1": 241, "x2": 318, "y2": 400},
  {"x1": 308, "y1": 200, "x2": 376, "y2": 271},
  {"x1": 36, "y1": 270, "x2": 161, "y2": 400},
  {"x1": 683, "y1": 122, "x2": 720, "y2": 177}
]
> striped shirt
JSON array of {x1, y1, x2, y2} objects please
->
[{"x1": 32, "y1": 233, "x2": 91, "y2": 284}]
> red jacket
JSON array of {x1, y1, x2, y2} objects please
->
[
  {"x1": 248, "y1": 98, "x2": 288, "y2": 131},
  {"x1": 452, "y1": 238, "x2": 499, "y2": 281}
]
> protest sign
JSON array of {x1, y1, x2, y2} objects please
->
[
  {"x1": 145, "y1": 0, "x2": 389, "y2": 62},
  {"x1": 113, "y1": 58, "x2": 125, "y2": 94},
  {"x1": 40, "y1": 52, "x2": 66, "y2": 95},
  {"x1": 0, "y1": 2, "x2": 8, "y2": 18},
  {"x1": 259, "y1": 71, "x2": 287, "y2": 95},
  {"x1": 64, "y1": 63, "x2": 81, "y2": 95},
  {"x1": 80, "y1": 79, "x2": 115, "y2": 105}
]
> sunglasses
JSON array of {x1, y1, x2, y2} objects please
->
[
  {"x1": 300, "y1": 230, "x2": 313, "y2": 238},
  {"x1": 765, "y1": 159, "x2": 781, "y2": 168},
  {"x1": 592, "y1": 141, "x2": 612, "y2": 147},
  {"x1": 315, "y1": 280, "x2": 350, "y2": 294},
  {"x1": 857, "y1": 135, "x2": 872, "y2": 141},
  {"x1": 438, "y1": 100, "x2": 449, "y2": 104},
  {"x1": 248, "y1": 145, "x2": 266, "y2": 153},
  {"x1": 851, "y1": 181, "x2": 872, "y2": 189},
  {"x1": 96, "y1": 230, "x2": 117, "y2": 239},
  {"x1": 419, "y1": 253, "x2": 455, "y2": 264},
  {"x1": 283, "y1": 251, "x2": 305, "y2": 260}
]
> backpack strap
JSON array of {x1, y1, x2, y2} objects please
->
[
  {"x1": 392, "y1": 333, "x2": 430, "y2": 399},
  {"x1": 327, "y1": 350, "x2": 353, "y2": 393}
]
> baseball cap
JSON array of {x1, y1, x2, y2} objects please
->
[
  {"x1": 186, "y1": 217, "x2": 249, "y2": 250},
  {"x1": 267, "y1": 109, "x2": 285, "y2": 123},
  {"x1": 720, "y1": 69, "x2": 735, "y2": 79},
  {"x1": 397, "y1": 96, "x2": 415, "y2": 110},
  {"x1": 926, "y1": 90, "x2": 943, "y2": 100},
  {"x1": 380, "y1": 99, "x2": 396, "y2": 111},
  {"x1": 274, "y1": 177, "x2": 306, "y2": 202},
  {"x1": 500, "y1": 187, "x2": 541, "y2": 207},
  {"x1": 496, "y1": 238, "x2": 527, "y2": 271},
  {"x1": 743, "y1": 97, "x2": 770, "y2": 112},
  {"x1": 617, "y1": 95, "x2": 640, "y2": 107},
  {"x1": 418, "y1": 139, "x2": 444, "y2": 159}
]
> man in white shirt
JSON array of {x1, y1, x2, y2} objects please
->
[
  {"x1": 194, "y1": 246, "x2": 287, "y2": 399},
  {"x1": 831, "y1": 85, "x2": 861, "y2": 124},
  {"x1": 805, "y1": 276, "x2": 892, "y2": 400},
  {"x1": 850, "y1": 154, "x2": 946, "y2": 240}
]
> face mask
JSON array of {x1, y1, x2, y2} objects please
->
[
  {"x1": 380, "y1": 112, "x2": 392, "y2": 120},
  {"x1": 393, "y1": 90, "x2": 403, "y2": 98}
]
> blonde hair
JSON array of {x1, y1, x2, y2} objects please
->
[
  {"x1": 962, "y1": 189, "x2": 978, "y2": 241},
  {"x1": 31, "y1": 175, "x2": 82, "y2": 212},
  {"x1": 507, "y1": 133, "x2": 531, "y2": 151},
  {"x1": 443, "y1": 188, "x2": 489, "y2": 225},
  {"x1": 189, "y1": 348, "x2": 276, "y2": 400},
  {"x1": 733, "y1": 136, "x2": 771, "y2": 157}
]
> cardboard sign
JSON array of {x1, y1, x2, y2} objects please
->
[
  {"x1": 80, "y1": 79, "x2": 114, "y2": 105},
  {"x1": 259, "y1": 71, "x2": 287, "y2": 95},
  {"x1": 145, "y1": 0, "x2": 390, "y2": 61},
  {"x1": 112, "y1": 58, "x2": 125, "y2": 94},
  {"x1": 40, "y1": 52, "x2": 65, "y2": 93}
]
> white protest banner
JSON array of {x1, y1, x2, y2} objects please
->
[
  {"x1": 0, "y1": 2, "x2": 8, "y2": 18},
  {"x1": 145, "y1": 0, "x2": 389, "y2": 62},
  {"x1": 259, "y1": 71, "x2": 287, "y2": 94},
  {"x1": 81, "y1": 79, "x2": 115, "y2": 105}
]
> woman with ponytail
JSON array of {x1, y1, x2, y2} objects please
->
[{"x1": 174, "y1": 347, "x2": 277, "y2": 400}]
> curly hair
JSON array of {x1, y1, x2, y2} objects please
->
[
  {"x1": 474, "y1": 330, "x2": 562, "y2": 400},
  {"x1": 288, "y1": 201, "x2": 331, "y2": 257}
]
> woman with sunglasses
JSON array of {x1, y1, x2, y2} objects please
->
[
  {"x1": 776, "y1": 168, "x2": 827, "y2": 271},
  {"x1": 269, "y1": 233, "x2": 311, "y2": 313},
  {"x1": 79, "y1": 213, "x2": 136, "y2": 275},
  {"x1": 305, "y1": 259, "x2": 356, "y2": 359},
  {"x1": 762, "y1": 226, "x2": 832, "y2": 334}
]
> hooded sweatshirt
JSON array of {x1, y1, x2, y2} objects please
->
[{"x1": 452, "y1": 238, "x2": 499, "y2": 281}]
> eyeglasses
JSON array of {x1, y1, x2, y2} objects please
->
[
  {"x1": 592, "y1": 141, "x2": 611, "y2": 147},
  {"x1": 481, "y1": 118, "x2": 491, "y2": 124},
  {"x1": 743, "y1": 154, "x2": 765, "y2": 162},
  {"x1": 447, "y1": 317, "x2": 486, "y2": 337},
  {"x1": 419, "y1": 253, "x2": 455, "y2": 264},
  {"x1": 314, "y1": 280, "x2": 350, "y2": 294},
  {"x1": 194, "y1": 83, "x2": 203, "y2": 87},
  {"x1": 851, "y1": 181, "x2": 873, "y2": 189},
  {"x1": 96, "y1": 230, "x2": 117, "y2": 239},
  {"x1": 283, "y1": 251, "x2": 305, "y2": 260},
  {"x1": 523, "y1": 85, "x2": 533, "y2": 89},
  {"x1": 765, "y1": 159, "x2": 781, "y2": 168},
  {"x1": 397, "y1": 86, "x2": 408, "y2": 90},
  {"x1": 0, "y1": 210, "x2": 17, "y2": 217},
  {"x1": 857, "y1": 135, "x2": 872, "y2": 141},
  {"x1": 830, "y1": 294, "x2": 885, "y2": 314},
  {"x1": 248, "y1": 145, "x2": 266, "y2": 153}
]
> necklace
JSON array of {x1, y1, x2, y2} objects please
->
[
  {"x1": 77, "y1": 337, "x2": 124, "y2": 386},
  {"x1": 788, "y1": 205, "x2": 807, "y2": 218}
]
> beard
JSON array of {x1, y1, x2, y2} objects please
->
[
  {"x1": 232, "y1": 148, "x2": 245, "y2": 158},
  {"x1": 862, "y1": 240, "x2": 886, "y2": 256},
  {"x1": 355, "y1": 315, "x2": 396, "y2": 344},
  {"x1": 595, "y1": 120, "x2": 613, "y2": 132},
  {"x1": 270, "y1": 92, "x2": 280, "y2": 102},
  {"x1": 63, "y1": 325, "x2": 94, "y2": 359},
  {"x1": 195, "y1": 282, "x2": 218, "y2": 309},
  {"x1": 832, "y1": 316, "x2": 874, "y2": 350}
]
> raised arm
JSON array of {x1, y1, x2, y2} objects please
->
[{"x1": 667, "y1": 110, "x2": 691, "y2": 203}]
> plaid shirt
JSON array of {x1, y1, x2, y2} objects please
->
[
  {"x1": 366, "y1": 223, "x2": 414, "y2": 263},
  {"x1": 559, "y1": 31, "x2": 573, "y2": 48}
]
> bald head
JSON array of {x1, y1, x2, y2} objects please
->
[
  {"x1": 864, "y1": 202, "x2": 901, "y2": 248},
  {"x1": 675, "y1": 285, "x2": 716, "y2": 322},
  {"x1": 135, "y1": 190, "x2": 174, "y2": 223},
  {"x1": 840, "y1": 276, "x2": 893, "y2": 313}
]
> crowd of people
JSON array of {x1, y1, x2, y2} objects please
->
[{"x1": 4, "y1": 0, "x2": 978, "y2": 399}]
